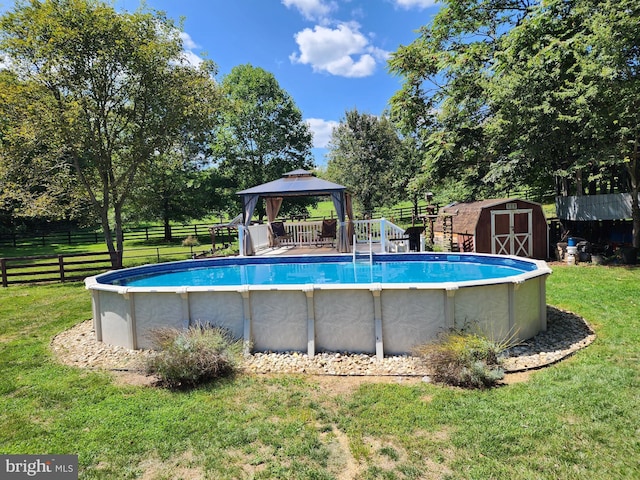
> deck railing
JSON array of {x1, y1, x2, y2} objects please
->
[
  {"x1": 245, "y1": 218, "x2": 411, "y2": 254},
  {"x1": 352, "y1": 219, "x2": 409, "y2": 253},
  {"x1": 247, "y1": 221, "x2": 326, "y2": 251}
]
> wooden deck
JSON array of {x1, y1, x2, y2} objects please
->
[{"x1": 255, "y1": 245, "x2": 338, "y2": 256}]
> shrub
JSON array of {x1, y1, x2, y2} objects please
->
[
  {"x1": 414, "y1": 330, "x2": 513, "y2": 389},
  {"x1": 182, "y1": 235, "x2": 200, "y2": 247},
  {"x1": 145, "y1": 326, "x2": 243, "y2": 389}
]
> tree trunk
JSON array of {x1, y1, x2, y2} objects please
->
[
  {"x1": 113, "y1": 204, "x2": 125, "y2": 269},
  {"x1": 575, "y1": 169, "x2": 583, "y2": 196},
  {"x1": 630, "y1": 136, "x2": 640, "y2": 249},
  {"x1": 162, "y1": 196, "x2": 172, "y2": 241},
  {"x1": 163, "y1": 216, "x2": 172, "y2": 241},
  {"x1": 631, "y1": 190, "x2": 639, "y2": 249},
  {"x1": 98, "y1": 210, "x2": 119, "y2": 269}
]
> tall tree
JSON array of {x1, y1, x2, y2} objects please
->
[
  {"x1": 0, "y1": 70, "x2": 94, "y2": 229},
  {"x1": 0, "y1": 0, "x2": 220, "y2": 267},
  {"x1": 489, "y1": 0, "x2": 640, "y2": 246},
  {"x1": 213, "y1": 64, "x2": 314, "y2": 221},
  {"x1": 326, "y1": 109, "x2": 402, "y2": 215},
  {"x1": 389, "y1": 0, "x2": 640, "y2": 250},
  {"x1": 126, "y1": 154, "x2": 230, "y2": 242},
  {"x1": 578, "y1": 0, "x2": 640, "y2": 247},
  {"x1": 388, "y1": 0, "x2": 538, "y2": 200}
]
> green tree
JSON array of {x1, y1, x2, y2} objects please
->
[
  {"x1": 578, "y1": 0, "x2": 640, "y2": 247},
  {"x1": 388, "y1": 0, "x2": 538, "y2": 201},
  {"x1": 213, "y1": 64, "x2": 314, "y2": 221},
  {"x1": 390, "y1": 0, "x2": 640, "y2": 250},
  {"x1": 0, "y1": 0, "x2": 220, "y2": 267},
  {"x1": 490, "y1": 0, "x2": 640, "y2": 245},
  {"x1": 326, "y1": 109, "x2": 402, "y2": 215},
  {"x1": 0, "y1": 70, "x2": 94, "y2": 230},
  {"x1": 126, "y1": 155, "x2": 230, "y2": 241}
]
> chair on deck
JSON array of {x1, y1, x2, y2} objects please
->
[
  {"x1": 388, "y1": 225, "x2": 425, "y2": 252},
  {"x1": 404, "y1": 226, "x2": 425, "y2": 251},
  {"x1": 316, "y1": 218, "x2": 337, "y2": 247},
  {"x1": 270, "y1": 221, "x2": 292, "y2": 246}
]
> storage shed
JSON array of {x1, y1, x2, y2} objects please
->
[{"x1": 436, "y1": 198, "x2": 549, "y2": 259}]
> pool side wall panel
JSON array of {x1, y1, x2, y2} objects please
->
[
  {"x1": 189, "y1": 291, "x2": 244, "y2": 340},
  {"x1": 134, "y1": 293, "x2": 185, "y2": 349},
  {"x1": 98, "y1": 291, "x2": 134, "y2": 349},
  {"x1": 454, "y1": 285, "x2": 511, "y2": 340},
  {"x1": 314, "y1": 290, "x2": 376, "y2": 353},
  {"x1": 380, "y1": 289, "x2": 446, "y2": 355},
  {"x1": 249, "y1": 291, "x2": 308, "y2": 352},
  {"x1": 514, "y1": 277, "x2": 544, "y2": 340}
]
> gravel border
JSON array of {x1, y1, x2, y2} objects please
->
[{"x1": 51, "y1": 306, "x2": 595, "y2": 377}]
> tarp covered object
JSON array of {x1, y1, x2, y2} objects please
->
[{"x1": 555, "y1": 193, "x2": 639, "y2": 221}]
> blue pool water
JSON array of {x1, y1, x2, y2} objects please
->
[{"x1": 104, "y1": 254, "x2": 537, "y2": 287}]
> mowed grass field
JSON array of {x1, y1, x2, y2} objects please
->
[{"x1": 0, "y1": 263, "x2": 638, "y2": 479}]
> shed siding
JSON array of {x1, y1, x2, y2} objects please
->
[{"x1": 436, "y1": 199, "x2": 548, "y2": 259}]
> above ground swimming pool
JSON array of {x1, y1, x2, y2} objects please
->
[{"x1": 85, "y1": 253, "x2": 552, "y2": 357}]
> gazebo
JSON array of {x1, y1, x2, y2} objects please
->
[{"x1": 236, "y1": 169, "x2": 354, "y2": 255}]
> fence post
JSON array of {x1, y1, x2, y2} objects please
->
[
  {"x1": 157, "y1": 248, "x2": 160, "y2": 263},
  {"x1": 58, "y1": 255, "x2": 65, "y2": 283},
  {"x1": 1, "y1": 259, "x2": 7, "y2": 287},
  {"x1": 145, "y1": 227, "x2": 149, "y2": 241}
]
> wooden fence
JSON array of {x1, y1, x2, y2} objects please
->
[
  {"x1": 0, "y1": 252, "x2": 112, "y2": 287},
  {"x1": 0, "y1": 203, "x2": 438, "y2": 249},
  {"x1": 0, "y1": 245, "x2": 208, "y2": 287},
  {"x1": 0, "y1": 223, "x2": 236, "y2": 249}
]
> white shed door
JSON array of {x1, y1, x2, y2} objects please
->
[{"x1": 491, "y1": 209, "x2": 533, "y2": 257}]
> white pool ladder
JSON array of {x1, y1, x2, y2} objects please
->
[{"x1": 352, "y1": 233, "x2": 373, "y2": 265}]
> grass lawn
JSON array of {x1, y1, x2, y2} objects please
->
[{"x1": 0, "y1": 264, "x2": 638, "y2": 479}]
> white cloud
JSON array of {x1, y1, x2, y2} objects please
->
[
  {"x1": 180, "y1": 50, "x2": 203, "y2": 68},
  {"x1": 393, "y1": 0, "x2": 438, "y2": 9},
  {"x1": 306, "y1": 118, "x2": 339, "y2": 148},
  {"x1": 177, "y1": 31, "x2": 203, "y2": 68},
  {"x1": 290, "y1": 23, "x2": 389, "y2": 78},
  {"x1": 179, "y1": 31, "x2": 200, "y2": 50},
  {"x1": 281, "y1": 0, "x2": 336, "y2": 21}
]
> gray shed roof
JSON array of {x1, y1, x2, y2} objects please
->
[
  {"x1": 555, "y1": 193, "x2": 637, "y2": 221},
  {"x1": 236, "y1": 170, "x2": 346, "y2": 197}
]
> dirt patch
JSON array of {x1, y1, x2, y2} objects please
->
[
  {"x1": 326, "y1": 425, "x2": 364, "y2": 480},
  {"x1": 138, "y1": 450, "x2": 203, "y2": 480},
  {"x1": 311, "y1": 374, "x2": 426, "y2": 396},
  {"x1": 502, "y1": 370, "x2": 535, "y2": 385},
  {"x1": 110, "y1": 371, "x2": 159, "y2": 388}
]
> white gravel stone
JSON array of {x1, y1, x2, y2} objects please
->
[{"x1": 51, "y1": 306, "x2": 595, "y2": 376}]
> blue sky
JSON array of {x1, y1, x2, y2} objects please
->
[
  {"x1": 115, "y1": 0, "x2": 441, "y2": 165},
  {"x1": 1, "y1": 0, "x2": 441, "y2": 165}
]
